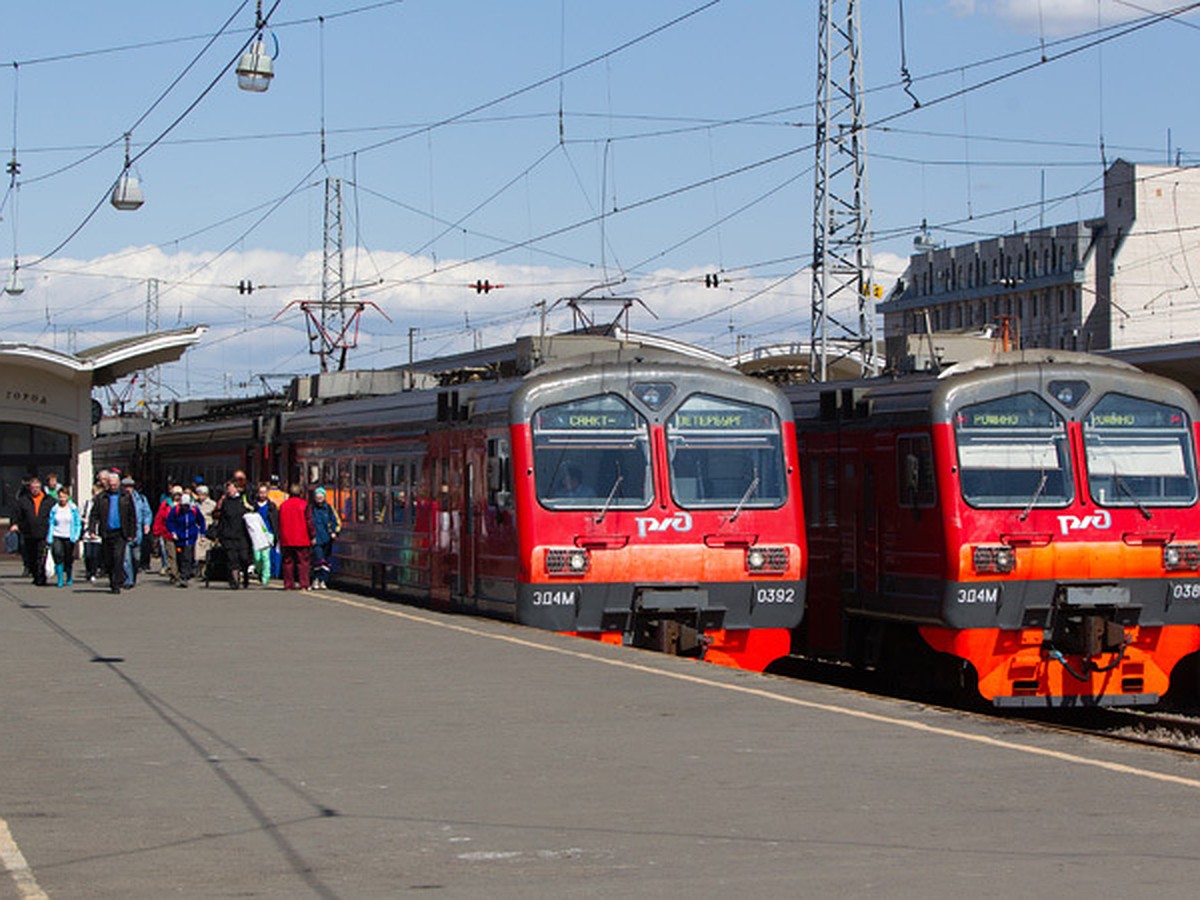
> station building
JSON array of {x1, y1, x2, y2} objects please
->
[
  {"x1": 0, "y1": 327, "x2": 205, "y2": 521},
  {"x1": 878, "y1": 160, "x2": 1200, "y2": 382}
]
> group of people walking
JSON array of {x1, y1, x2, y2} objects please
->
[{"x1": 8, "y1": 469, "x2": 340, "y2": 594}]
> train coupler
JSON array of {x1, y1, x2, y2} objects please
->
[{"x1": 632, "y1": 617, "x2": 709, "y2": 658}]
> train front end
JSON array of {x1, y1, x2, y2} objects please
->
[
  {"x1": 509, "y1": 355, "x2": 805, "y2": 672},
  {"x1": 923, "y1": 358, "x2": 1200, "y2": 707}
]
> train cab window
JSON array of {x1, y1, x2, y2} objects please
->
[
  {"x1": 1084, "y1": 394, "x2": 1197, "y2": 507},
  {"x1": 666, "y1": 395, "x2": 787, "y2": 509},
  {"x1": 955, "y1": 393, "x2": 1073, "y2": 508},
  {"x1": 532, "y1": 394, "x2": 652, "y2": 509}
]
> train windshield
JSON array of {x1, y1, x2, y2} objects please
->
[
  {"x1": 666, "y1": 395, "x2": 787, "y2": 509},
  {"x1": 955, "y1": 392, "x2": 1073, "y2": 508},
  {"x1": 1084, "y1": 394, "x2": 1197, "y2": 508},
  {"x1": 532, "y1": 394, "x2": 652, "y2": 509}
]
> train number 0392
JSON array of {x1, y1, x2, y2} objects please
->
[{"x1": 755, "y1": 587, "x2": 796, "y2": 604}]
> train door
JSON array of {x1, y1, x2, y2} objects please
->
[
  {"x1": 858, "y1": 457, "x2": 880, "y2": 604},
  {"x1": 461, "y1": 456, "x2": 477, "y2": 602},
  {"x1": 428, "y1": 449, "x2": 452, "y2": 608}
]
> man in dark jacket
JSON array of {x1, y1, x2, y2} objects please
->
[
  {"x1": 87, "y1": 471, "x2": 138, "y2": 594},
  {"x1": 10, "y1": 476, "x2": 53, "y2": 585},
  {"x1": 214, "y1": 481, "x2": 252, "y2": 589}
]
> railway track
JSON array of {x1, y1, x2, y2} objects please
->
[
  {"x1": 1004, "y1": 708, "x2": 1200, "y2": 756},
  {"x1": 768, "y1": 654, "x2": 1200, "y2": 756}
]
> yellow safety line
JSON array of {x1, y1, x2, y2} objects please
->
[{"x1": 0, "y1": 820, "x2": 48, "y2": 900}]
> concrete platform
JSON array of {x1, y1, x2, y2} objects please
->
[{"x1": 2, "y1": 558, "x2": 1200, "y2": 898}]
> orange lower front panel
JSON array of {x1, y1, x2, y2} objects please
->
[
  {"x1": 920, "y1": 625, "x2": 1200, "y2": 706},
  {"x1": 565, "y1": 627, "x2": 791, "y2": 673}
]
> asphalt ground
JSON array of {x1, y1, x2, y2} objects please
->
[{"x1": 2, "y1": 558, "x2": 1200, "y2": 899}]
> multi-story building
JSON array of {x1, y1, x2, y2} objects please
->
[{"x1": 879, "y1": 160, "x2": 1200, "y2": 364}]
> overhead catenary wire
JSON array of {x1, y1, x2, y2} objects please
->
[{"x1": 4, "y1": 1, "x2": 1198, "y2": 388}]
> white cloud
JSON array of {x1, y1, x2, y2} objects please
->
[
  {"x1": 958, "y1": 0, "x2": 1185, "y2": 35},
  {"x1": 5, "y1": 247, "x2": 852, "y2": 402}
]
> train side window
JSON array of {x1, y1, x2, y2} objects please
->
[
  {"x1": 487, "y1": 437, "x2": 513, "y2": 509},
  {"x1": 355, "y1": 490, "x2": 369, "y2": 523},
  {"x1": 396, "y1": 465, "x2": 415, "y2": 528},
  {"x1": 338, "y1": 461, "x2": 351, "y2": 491},
  {"x1": 307, "y1": 463, "x2": 321, "y2": 486},
  {"x1": 897, "y1": 434, "x2": 936, "y2": 508},
  {"x1": 323, "y1": 461, "x2": 335, "y2": 486},
  {"x1": 372, "y1": 489, "x2": 388, "y2": 524},
  {"x1": 355, "y1": 463, "x2": 369, "y2": 487},
  {"x1": 372, "y1": 463, "x2": 388, "y2": 488}
]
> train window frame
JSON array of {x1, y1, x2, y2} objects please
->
[
  {"x1": 531, "y1": 393, "x2": 654, "y2": 511},
  {"x1": 954, "y1": 392, "x2": 1074, "y2": 510},
  {"x1": 665, "y1": 393, "x2": 788, "y2": 511},
  {"x1": 896, "y1": 433, "x2": 937, "y2": 508},
  {"x1": 1083, "y1": 392, "x2": 1198, "y2": 509}
]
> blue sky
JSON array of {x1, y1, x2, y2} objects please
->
[{"x1": 1, "y1": 0, "x2": 1197, "y2": 400}]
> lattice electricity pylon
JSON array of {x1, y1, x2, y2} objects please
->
[
  {"x1": 142, "y1": 277, "x2": 161, "y2": 413},
  {"x1": 811, "y1": 0, "x2": 877, "y2": 382},
  {"x1": 321, "y1": 176, "x2": 347, "y2": 359}
]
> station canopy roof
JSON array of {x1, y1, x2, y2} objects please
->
[{"x1": 0, "y1": 326, "x2": 207, "y2": 387}]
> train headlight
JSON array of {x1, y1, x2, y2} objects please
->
[
  {"x1": 745, "y1": 546, "x2": 789, "y2": 573},
  {"x1": 546, "y1": 547, "x2": 590, "y2": 575},
  {"x1": 973, "y1": 544, "x2": 1015, "y2": 574},
  {"x1": 1163, "y1": 543, "x2": 1200, "y2": 571}
]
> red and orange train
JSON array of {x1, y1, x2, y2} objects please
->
[
  {"x1": 786, "y1": 350, "x2": 1200, "y2": 707},
  {"x1": 103, "y1": 345, "x2": 806, "y2": 672}
]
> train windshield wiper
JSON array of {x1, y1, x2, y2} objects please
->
[
  {"x1": 1116, "y1": 474, "x2": 1152, "y2": 520},
  {"x1": 1018, "y1": 471, "x2": 1048, "y2": 521},
  {"x1": 594, "y1": 473, "x2": 624, "y2": 524},
  {"x1": 729, "y1": 473, "x2": 760, "y2": 523}
]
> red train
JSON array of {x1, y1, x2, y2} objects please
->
[
  {"x1": 786, "y1": 350, "x2": 1200, "y2": 707},
  {"x1": 104, "y1": 344, "x2": 806, "y2": 671}
]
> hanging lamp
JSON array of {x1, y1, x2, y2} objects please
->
[
  {"x1": 237, "y1": 1, "x2": 275, "y2": 92},
  {"x1": 4, "y1": 259, "x2": 23, "y2": 297},
  {"x1": 111, "y1": 132, "x2": 144, "y2": 211}
]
